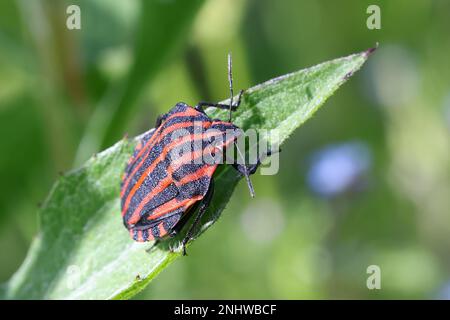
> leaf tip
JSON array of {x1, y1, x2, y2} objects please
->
[{"x1": 364, "y1": 43, "x2": 379, "y2": 57}]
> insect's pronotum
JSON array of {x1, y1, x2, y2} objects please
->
[{"x1": 120, "y1": 54, "x2": 270, "y2": 255}]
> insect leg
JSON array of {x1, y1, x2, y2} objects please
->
[
  {"x1": 233, "y1": 163, "x2": 259, "y2": 176},
  {"x1": 181, "y1": 181, "x2": 215, "y2": 256},
  {"x1": 234, "y1": 143, "x2": 256, "y2": 197},
  {"x1": 195, "y1": 90, "x2": 244, "y2": 112},
  {"x1": 234, "y1": 89, "x2": 244, "y2": 108},
  {"x1": 145, "y1": 239, "x2": 160, "y2": 253},
  {"x1": 232, "y1": 147, "x2": 279, "y2": 191}
]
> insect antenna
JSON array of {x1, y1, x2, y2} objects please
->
[
  {"x1": 228, "y1": 53, "x2": 234, "y2": 122},
  {"x1": 228, "y1": 53, "x2": 254, "y2": 197}
]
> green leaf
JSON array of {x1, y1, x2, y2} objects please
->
[{"x1": 2, "y1": 48, "x2": 374, "y2": 299}]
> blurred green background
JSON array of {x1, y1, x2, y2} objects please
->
[{"x1": 1, "y1": 0, "x2": 449, "y2": 299}]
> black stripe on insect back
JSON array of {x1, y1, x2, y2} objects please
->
[
  {"x1": 176, "y1": 175, "x2": 211, "y2": 200},
  {"x1": 123, "y1": 127, "x2": 235, "y2": 217},
  {"x1": 123, "y1": 108, "x2": 210, "y2": 168},
  {"x1": 142, "y1": 229, "x2": 149, "y2": 241},
  {"x1": 122, "y1": 141, "x2": 205, "y2": 225},
  {"x1": 121, "y1": 115, "x2": 213, "y2": 198},
  {"x1": 122, "y1": 117, "x2": 238, "y2": 229},
  {"x1": 122, "y1": 112, "x2": 229, "y2": 188},
  {"x1": 138, "y1": 183, "x2": 178, "y2": 216},
  {"x1": 121, "y1": 143, "x2": 166, "y2": 204},
  {"x1": 121, "y1": 136, "x2": 195, "y2": 211},
  {"x1": 121, "y1": 156, "x2": 170, "y2": 209},
  {"x1": 124, "y1": 167, "x2": 211, "y2": 228},
  {"x1": 162, "y1": 212, "x2": 182, "y2": 232},
  {"x1": 132, "y1": 211, "x2": 182, "y2": 240},
  {"x1": 171, "y1": 162, "x2": 206, "y2": 181},
  {"x1": 136, "y1": 207, "x2": 183, "y2": 227},
  {"x1": 151, "y1": 225, "x2": 160, "y2": 238},
  {"x1": 122, "y1": 129, "x2": 222, "y2": 205},
  {"x1": 127, "y1": 173, "x2": 211, "y2": 228},
  {"x1": 123, "y1": 113, "x2": 211, "y2": 177},
  {"x1": 122, "y1": 129, "x2": 155, "y2": 186},
  {"x1": 124, "y1": 132, "x2": 158, "y2": 179},
  {"x1": 128, "y1": 174, "x2": 177, "y2": 215},
  {"x1": 123, "y1": 183, "x2": 178, "y2": 228}
]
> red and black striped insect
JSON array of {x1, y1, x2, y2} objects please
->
[{"x1": 120, "y1": 54, "x2": 266, "y2": 255}]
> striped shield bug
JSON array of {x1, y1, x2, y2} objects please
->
[{"x1": 120, "y1": 54, "x2": 269, "y2": 255}]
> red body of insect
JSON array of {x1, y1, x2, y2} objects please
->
[
  {"x1": 120, "y1": 55, "x2": 263, "y2": 255},
  {"x1": 120, "y1": 103, "x2": 239, "y2": 245}
]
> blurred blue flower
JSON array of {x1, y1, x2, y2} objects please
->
[{"x1": 306, "y1": 141, "x2": 372, "y2": 198}]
